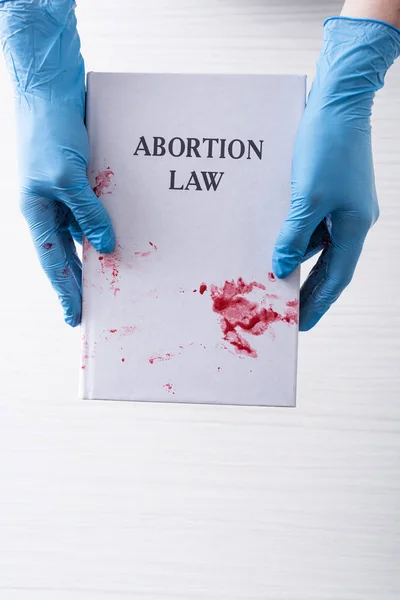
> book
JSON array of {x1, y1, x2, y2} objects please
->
[{"x1": 81, "y1": 72, "x2": 305, "y2": 406}]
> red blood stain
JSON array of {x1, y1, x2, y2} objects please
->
[
  {"x1": 121, "y1": 325, "x2": 136, "y2": 336},
  {"x1": 163, "y1": 383, "x2": 175, "y2": 395},
  {"x1": 81, "y1": 334, "x2": 98, "y2": 370},
  {"x1": 82, "y1": 237, "x2": 90, "y2": 262},
  {"x1": 93, "y1": 168, "x2": 115, "y2": 198},
  {"x1": 199, "y1": 284, "x2": 207, "y2": 295},
  {"x1": 149, "y1": 352, "x2": 174, "y2": 364},
  {"x1": 268, "y1": 272, "x2": 276, "y2": 282},
  {"x1": 81, "y1": 334, "x2": 89, "y2": 369},
  {"x1": 209, "y1": 277, "x2": 298, "y2": 358},
  {"x1": 193, "y1": 289, "x2": 197, "y2": 293},
  {"x1": 286, "y1": 299, "x2": 298, "y2": 308},
  {"x1": 260, "y1": 293, "x2": 279, "y2": 306},
  {"x1": 218, "y1": 366, "x2": 221, "y2": 372},
  {"x1": 61, "y1": 266, "x2": 69, "y2": 278},
  {"x1": 148, "y1": 342, "x2": 210, "y2": 366},
  {"x1": 284, "y1": 298, "x2": 299, "y2": 321},
  {"x1": 121, "y1": 358, "x2": 125, "y2": 362},
  {"x1": 135, "y1": 241, "x2": 158, "y2": 258},
  {"x1": 100, "y1": 325, "x2": 136, "y2": 342},
  {"x1": 43, "y1": 242, "x2": 54, "y2": 250},
  {"x1": 98, "y1": 245, "x2": 122, "y2": 296}
]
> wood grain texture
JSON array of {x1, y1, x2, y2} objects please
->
[{"x1": 0, "y1": 1, "x2": 399, "y2": 598}]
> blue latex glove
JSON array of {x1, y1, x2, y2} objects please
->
[
  {"x1": 0, "y1": 0, "x2": 115, "y2": 326},
  {"x1": 273, "y1": 17, "x2": 400, "y2": 331}
]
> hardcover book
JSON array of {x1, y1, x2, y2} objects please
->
[{"x1": 81, "y1": 72, "x2": 305, "y2": 406}]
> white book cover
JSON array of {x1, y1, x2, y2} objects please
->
[{"x1": 81, "y1": 72, "x2": 305, "y2": 406}]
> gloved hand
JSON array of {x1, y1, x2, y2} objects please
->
[
  {"x1": 0, "y1": 0, "x2": 115, "y2": 326},
  {"x1": 273, "y1": 17, "x2": 400, "y2": 331}
]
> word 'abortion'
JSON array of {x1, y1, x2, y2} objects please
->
[{"x1": 133, "y1": 136, "x2": 264, "y2": 192}]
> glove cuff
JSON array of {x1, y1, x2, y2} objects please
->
[
  {"x1": 0, "y1": 0, "x2": 83, "y2": 105},
  {"x1": 324, "y1": 15, "x2": 400, "y2": 38},
  {"x1": 322, "y1": 17, "x2": 400, "y2": 88}
]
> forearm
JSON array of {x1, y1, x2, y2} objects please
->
[{"x1": 342, "y1": 0, "x2": 400, "y2": 28}]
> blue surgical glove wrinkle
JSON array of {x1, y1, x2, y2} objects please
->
[
  {"x1": 272, "y1": 17, "x2": 400, "y2": 332},
  {"x1": 0, "y1": 0, "x2": 116, "y2": 327}
]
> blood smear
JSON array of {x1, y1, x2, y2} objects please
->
[
  {"x1": 121, "y1": 325, "x2": 136, "y2": 336},
  {"x1": 82, "y1": 237, "x2": 91, "y2": 262},
  {"x1": 135, "y1": 241, "x2": 158, "y2": 258},
  {"x1": 209, "y1": 277, "x2": 298, "y2": 358},
  {"x1": 149, "y1": 352, "x2": 174, "y2": 364},
  {"x1": 98, "y1": 245, "x2": 122, "y2": 296},
  {"x1": 93, "y1": 168, "x2": 115, "y2": 198}
]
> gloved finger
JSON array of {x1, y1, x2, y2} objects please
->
[
  {"x1": 272, "y1": 195, "x2": 327, "y2": 278},
  {"x1": 62, "y1": 184, "x2": 115, "y2": 254},
  {"x1": 68, "y1": 213, "x2": 84, "y2": 246},
  {"x1": 302, "y1": 215, "x2": 332, "y2": 262},
  {"x1": 60, "y1": 227, "x2": 82, "y2": 296},
  {"x1": 20, "y1": 194, "x2": 82, "y2": 327},
  {"x1": 299, "y1": 212, "x2": 369, "y2": 331}
]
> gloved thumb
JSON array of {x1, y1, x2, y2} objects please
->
[
  {"x1": 63, "y1": 184, "x2": 115, "y2": 254},
  {"x1": 272, "y1": 196, "x2": 325, "y2": 279}
]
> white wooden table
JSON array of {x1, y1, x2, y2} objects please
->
[{"x1": 0, "y1": 1, "x2": 399, "y2": 598}]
